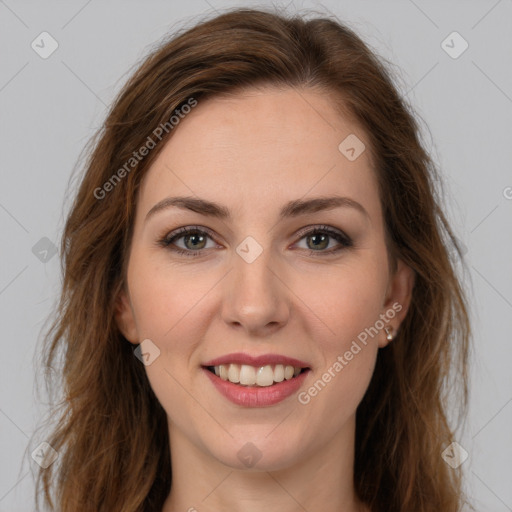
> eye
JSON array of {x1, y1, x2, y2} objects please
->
[
  {"x1": 157, "y1": 226, "x2": 218, "y2": 257},
  {"x1": 294, "y1": 225, "x2": 353, "y2": 255},
  {"x1": 157, "y1": 224, "x2": 353, "y2": 258}
]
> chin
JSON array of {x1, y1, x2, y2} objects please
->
[{"x1": 204, "y1": 430, "x2": 302, "y2": 472}]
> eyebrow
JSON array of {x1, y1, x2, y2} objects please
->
[{"x1": 145, "y1": 195, "x2": 369, "y2": 224}]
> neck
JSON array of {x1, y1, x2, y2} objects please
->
[{"x1": 161, "y1": 414, "x2": 367, "y2": 512}]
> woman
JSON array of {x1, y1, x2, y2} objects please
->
[{"x1": 34, "y1": 7, "x2": 471, "y2": 512}]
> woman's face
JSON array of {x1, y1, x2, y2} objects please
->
[{"x1": 116, "y1": 86, "x2": 413, "y2": 471}]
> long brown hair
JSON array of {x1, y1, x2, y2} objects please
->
[{"x1": 32, "y1": 7, "x2": 471, "y2": 511}]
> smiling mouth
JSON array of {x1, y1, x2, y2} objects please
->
[{"x1": 204, "y1": 364, "x2": 310, "y2": 387}]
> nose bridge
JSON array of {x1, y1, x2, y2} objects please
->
[
  {"x1": 222, "y1": 233, "x2": 289, "y2": 331},
  {"x1": 233, "y1": 235, "x2": 278, "y2": 303}
]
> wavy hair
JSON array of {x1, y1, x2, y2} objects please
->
[{"x1": 33, "y1": 7, "x2": 471, "y2": 511}]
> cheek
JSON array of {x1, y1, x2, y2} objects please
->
[
  {"x1": 127, "y1": 252, "x2": 217, "y2": 344},
  {"x1": 127, "y1": 260, "x2": 211, "y2": 429},
  {"x1": 294, "y1": 258, "x2": 387, "y2": 406},
  {"x1": 294, "y1": 269, "x2": 386, "y2": 441},
  {"x1": 302, "y1": 260, "x2": 388, "y2": 346}
]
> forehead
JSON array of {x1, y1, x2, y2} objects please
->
[{"x1": 137, "y1": 86, "x2": 381, "y2": 223}]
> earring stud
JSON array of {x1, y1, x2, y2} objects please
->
[{"x1": 384, "y1": 326, "x2": 394, "y2": 341}]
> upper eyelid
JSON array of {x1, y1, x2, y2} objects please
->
[
  {"x1": 294, "y1": 224, "x2": 348, "y2": 239},
  {"x1": 166, "y1": 225, "x2": 218, "y2": 243}
]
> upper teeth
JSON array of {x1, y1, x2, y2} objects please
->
[{"x1": 213, "y1": 364, "x2": 302, "y2": 387}]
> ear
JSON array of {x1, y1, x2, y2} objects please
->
[
  {"x1": 379, "y1": 258, "x2": 415, "y2": 348},
  {"x1": 114, "y1": 287, "x2": 139, "y2": 344}
]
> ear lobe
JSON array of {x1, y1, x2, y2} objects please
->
[
  {"x1": 380, "y1": 259, "x2": 415, "y2": 347},
  {"x1": 114, "y1": 288, "x2": 139, "y2": 344}
]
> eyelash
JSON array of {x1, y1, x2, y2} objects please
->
[{"x1": 157, "y1": 224, "x2": 353, "y2": 258}]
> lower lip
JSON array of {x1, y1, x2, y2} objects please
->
[{"x1": 203, "y1": 367, "x2": 310, "y2": 407}]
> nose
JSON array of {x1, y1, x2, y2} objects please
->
[{"x1": 221, "y1": 243, "x2": 290, "y2": 337}]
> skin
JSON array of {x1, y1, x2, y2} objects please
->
[{"x1": 115, "y1": 86, "x2": 414, "y2": 512}]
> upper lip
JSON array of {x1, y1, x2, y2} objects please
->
[{"x1": 202, "y1": 352, "x2": 310, "y2": 368}]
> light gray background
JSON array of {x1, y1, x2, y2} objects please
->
[{"x1": 0, "y1": 1, "x2": 511, "y2": 511}]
